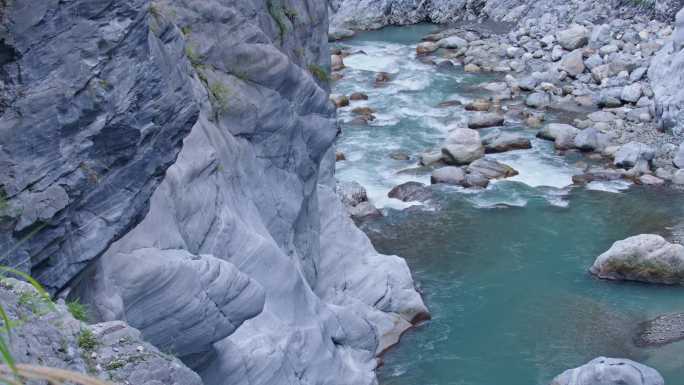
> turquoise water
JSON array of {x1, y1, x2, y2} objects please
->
[{"x1": 333, "y1": 25, "x2": 684, "y2": 385}]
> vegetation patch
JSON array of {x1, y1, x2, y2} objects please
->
[
  {"x1": 267, "y1": 0, "x2": 289, "y2": 43},
  {"x1": 67, "y1": 299, "x2": 90, "y2": 323},
  {"x1": 78, "y1": 329, "x2": 98, "y2": 351},
  {"x1": 308, "y1": 64, "x2": 329, "y2": 83},
  {"x1": 209, "y1": 82, "x2": 231, "y2": 113}
]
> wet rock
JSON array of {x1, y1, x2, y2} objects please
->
[
  {"x1": 614, "y1": 142, "x2": 655, "y2": 169},
  {"x1": 572, "y1": 169, "x2": 626, "y2": 184},
  {"x1": 463, "y1": 172, "x2": 490, "y2": 188},
  {"x1": 375, "y1": 72, "x2": 391, "y2": 83},
  {"x1": 336, "y1": 151, "x2": 346, "y2": 162},
  {"x1": 389, "y1": 151, "x2": 411, "y2": 161},
  {"x1": 466, "y1": 158, "x2": 518, "y2": 180},
  {"x1": 557, "y1": 24, "x2": 589, "y2": 50},
  {"x1": 484, "y1": 132, "x2": 532, "y2": 153},
  {"x1": 417, "y1": 42, "x2": 438, "y2": 55},
  {"x1": 590, "y1": 234, "x2": 684, "y2": 285},
  {"x1": 350, "y1": 92, "x2": 369, "y2": 101},
  {"x1": 431, "y1": 166, "x2": 466, "y2": 185},
  {"x1": 388, "y1": 182, "x2": 431, "y2": 202},
  {"x1": 526, "y1": 92, "x2": 551, "y2": 109},
  {"x1": 332, "y1": 94, "x2": 350, "y2": 108},
  {"x1": 560, "y1": 49, "x2": 586, "y2": 77},
  {"x1": 465, "y1": 99, "x2": 492, "y2": 111},
  {"x1": 551, "y1": 357, "x2": 664, "y2": 385},
  {"x1": 442, "y1": 128, "x2": 485, "y2": 165},
  {"x1": 467, "y1": 112, "x2": 505, "y2": 129},
  {"x1": 464, "y1": 63, "x2": 481, "y2": 73},
  {"x1": 537, "y1": 123, "x2": 580, "y2": 150},
  {"x1": 337, "y1": 181, "x2": 382, "y2": 220},
  {"x1": 636, "y1": 313, "x2": 684, "y2": 347},
  {"x1": 420, "y1": 151, "x2": 446, "y2": 166}
]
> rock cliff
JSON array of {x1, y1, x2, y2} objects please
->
[{"x1": 1, "y1": 0, "x2": 428, "y2": 384}]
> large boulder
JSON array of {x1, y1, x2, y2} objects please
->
[
  {"x1": 388, "y1": 181, "x2": 432, "y2": 202},
  {"x1": 466, "y1": 158, "x2": 518, "y2": 180},
  {"x1": 526, "y1": 92, "x2": 551, "y2": 109},
  {"x1": 437, "y1": 36, "x2": 468, "y2": 49},
  {"x1": 590, "y1": 234, "x2": 684, "y2": 285},
  {"x1": 556, "y1": 24, "x2": 589, "y2": 50},
  {"x1": 550, "y1": 357, "x2": 664, "y2": 385},
  {"x1": 442, "y1": 128, "x2": 485, "y2": 165},
  {"x1": 484, "y1": 132, "x2": 532, "y2": 153},
  {"x1": 537, "y1": 124, "x2": 580, "y2": 150},
  {"x1": 336, "y1": 181, "x2": 381, "y2": 219},
  {"x1": 613, "y1": 142, "x2": 655, "y2": 169},
  {"x1": 621, "y1": 83, "x2": 643, "y2": 103},
  {"x1": 431, "y1": 166, "x2": 466, "y2": 185}
]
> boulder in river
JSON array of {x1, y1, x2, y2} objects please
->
[
  {"x1": 388, "y1": 181, "x2": 432, "y2": 202},
  {"x1": 467, "y1": 112, "x2": 505, "y2": 129},
  {"x1": 441, "y1": 128, "x2": 485, "y2": 165},
  {"x1": 416, "y1": 42, "x2": 438, "y2": 55},
  {"x1": 437, "y1": 36, "x2": 468, "y2": 49},
  {"x1": 350, "y1": 92, "x2": 369, "y2": 101},
  {"x1": 465, "y1": 99, "x2": 492, "y2": 112},
  {"x1": 574, "y1": 127, "x2": 611, "y2": 152},
  {"x1": 331, "y1": 54, "x2": 345, "y2": 71},
  {"x1": 466, "y1": 158, "x2": 519, "y2": 180},
  {"x1": 431, "y1": 166, "x2": 466, "y2": 185},
  {"x1": 550, "y1": 357, "x2": 664, "y2": 385},
  {"x1": 336, "y1": 181, "x2": 382, "y2": 220},
  {"x1": 590, "y1": 234, "x2": 684, "y2": 285},
  {"x1": 484, "y1": 131, "x2": 532, "y2": 153},
  {"x1": 537, "y1": 123, "x2": 580, "y2": 150}
]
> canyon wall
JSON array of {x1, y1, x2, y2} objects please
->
[{"x1": 1, "y1": 0, "x2": 427, "y2": 384}]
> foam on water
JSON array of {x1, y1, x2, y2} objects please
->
[{"x1": 586, "y1": 180, "x2": 633, "y2": 193}]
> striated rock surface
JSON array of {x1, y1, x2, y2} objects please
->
[
  {"x1": 590, "y1": 234, "x2": 684, "y2": 285},
  {"x1": 550, "y1": 357, "x2": 665, "y2": 385},
  {"x1": 58, "y1": 1, "x2": 427, "y2": 385},
  {"x1": 636, "y1": 312, "x2": 684, "y2": 347},
  {"x1": 1, "y1": 278, "x2": 202, "y2": 385},
  {"x1": 0, "y1": 0, "x2": 199, "y2": 293}
]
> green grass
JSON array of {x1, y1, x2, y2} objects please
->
[
  {"x1": 267, "y1": 0, "x2": 289, "y2": 43},
  {"x1": 185, "y1": 43, "x2": 202, "y2": 68},
  {"x1": 67, "y1": 299, "x2": 90, "y2": 323},
  {"x1": 308, "y1": 64, "x2": 329, "y2": 83},
  {"x1": 209, "y1": 82, "x2": 231, "y2": 113},
  {"x1": 77, "y1": 329, "x2": 98, "y2": 351}
]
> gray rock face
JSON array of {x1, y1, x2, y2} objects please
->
[
  {"x1": 0, "y1": 0, "x2": 199, "y2": 293},
  {"x1": 0, "y1": 279, "x2": 202, "y2": 385},
  {"x1": 590, "y1": 234, "x2": 684, "y2": 285},
  {"x1": 70, "y1": 248, "x2": 265, "y2": 365},
  {"x1": 650, "y1": 7, "x2": 684, "y2": 135},
  {"x1": 62, "y1": 1, "x2": 427, "y2": 385},
  {"x1": 551, "y1": 357, "x2": 665, "y2": 385}
]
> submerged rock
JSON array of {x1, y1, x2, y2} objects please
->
[
  {"x1": 636, "y1": 313, "x2": 684, "y2": 347},
  {"x1": 590, "y1": 234, "x2": 684, "y2": 285},
  {"x1": 551, "y1": 357, "x2": 664, "y2": 385}
]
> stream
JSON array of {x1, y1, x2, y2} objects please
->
[{"x1": 332, "y1": 24, "x2": 684, "y2": 385}]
